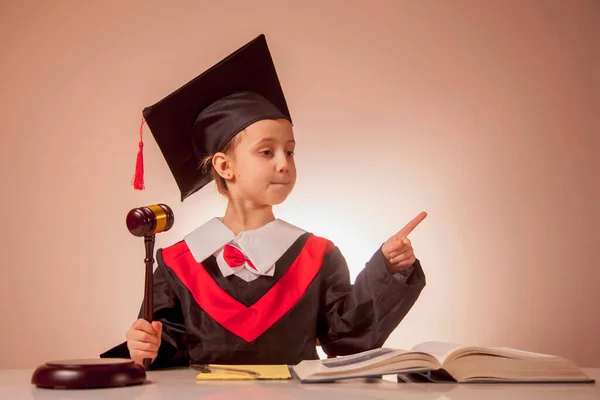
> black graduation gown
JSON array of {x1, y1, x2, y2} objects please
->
[{"x1": 101, "y1": 232, "x2": 426, "y2": 368}]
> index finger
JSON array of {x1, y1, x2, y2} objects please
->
[{"x1": 397, "y1": 211, "x2": 428, "y2": 237}]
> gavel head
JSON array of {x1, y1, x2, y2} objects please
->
[{"x1": 126, "y1": 204, "x2": 174, "y2": 237}]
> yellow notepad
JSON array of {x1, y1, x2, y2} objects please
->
[{"x1": 195, "y1": 364, "x2": 292, "y2": 380}]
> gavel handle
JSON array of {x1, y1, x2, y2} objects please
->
[{"x1": 143, "y1": 235, "x2": 155, "y2": 370}]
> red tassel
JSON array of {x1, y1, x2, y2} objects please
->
[{"x1": 132, "y1": 115, "x2": 146, "y2": 190}]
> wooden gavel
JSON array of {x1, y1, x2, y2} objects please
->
[{"x1": 126, "y1": 204, "x2": 174, "y2": 370}]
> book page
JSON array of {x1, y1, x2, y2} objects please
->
[
  {"x1": 292, "y1": 347, "x2": 443, "y2": 381},
  {"x1": 320, "y1": 348, "x2": 403, "y2": 369},
  {"x1": 412, "y1": 342, "x2": 557, "y2": 366},
  {"x1": 489, "y1": 347, "x2": 555, "y2": 358},
  {"x1": 410, "y1": 341, "x2": 466, "y2": 364}
]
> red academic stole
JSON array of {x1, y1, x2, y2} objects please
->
[{"x1": 162, "y1": 235, "x2": 333, "y2": 342}]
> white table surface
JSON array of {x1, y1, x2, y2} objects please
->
[{"x1": 0, "y1": 367, "x2": 597, "y2": 400}]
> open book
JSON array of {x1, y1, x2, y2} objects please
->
[{"x1": 291, "y1": 341, "x2": 594, "y2": 383}]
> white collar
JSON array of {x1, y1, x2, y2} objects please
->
[{"x1": 184, "y1": 218, "x2": 306, "y2": 279}]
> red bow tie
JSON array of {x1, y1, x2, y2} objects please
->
[{"x1": 223, "y1": 244, "x2": 257, "y2": 271}]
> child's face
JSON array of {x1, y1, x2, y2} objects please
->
[{"x1": 228, "y1": 118, "x2": 296, "y2": 206}]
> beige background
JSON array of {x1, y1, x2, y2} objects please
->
[{"x1": 1, "y1": 0, "x2": 598, "y2": 369}]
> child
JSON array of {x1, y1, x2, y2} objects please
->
[{"x1": 101, "y1": 34, "x2": 427, "y2": 368}]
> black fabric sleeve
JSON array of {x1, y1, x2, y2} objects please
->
[{"x1": 316, "y1": 245, "x2": 426, "y2": 357}]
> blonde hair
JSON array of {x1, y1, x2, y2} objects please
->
[{"x1": 199, "y1": 133, "x2": 242, "y2": 196}]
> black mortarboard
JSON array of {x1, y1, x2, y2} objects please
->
[{"x1": 132, "y1": 34, "x2": 292, "y2": 201}]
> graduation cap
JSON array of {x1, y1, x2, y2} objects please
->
[{"x1": 132, "y1": 34, "x2": 292, "y2": 201}]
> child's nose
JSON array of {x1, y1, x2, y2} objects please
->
[{"x1": 276, "y1": 154, "x2": 289, "y2": 173}]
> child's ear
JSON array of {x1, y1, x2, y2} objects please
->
[{"x1": 212, "y1": 152, "x2": 234, "y2": 181}]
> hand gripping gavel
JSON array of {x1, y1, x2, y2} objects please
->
[{"x1": 126, "y1": 204, "x2": 174, "y2": 370}]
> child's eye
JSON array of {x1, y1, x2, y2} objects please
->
[
  {"x1": 259, "y1": 149, "x2": 273, "y2": 156},
  {"x1": 286, "y1": 151, "x2": 295, "y2": 157}
]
